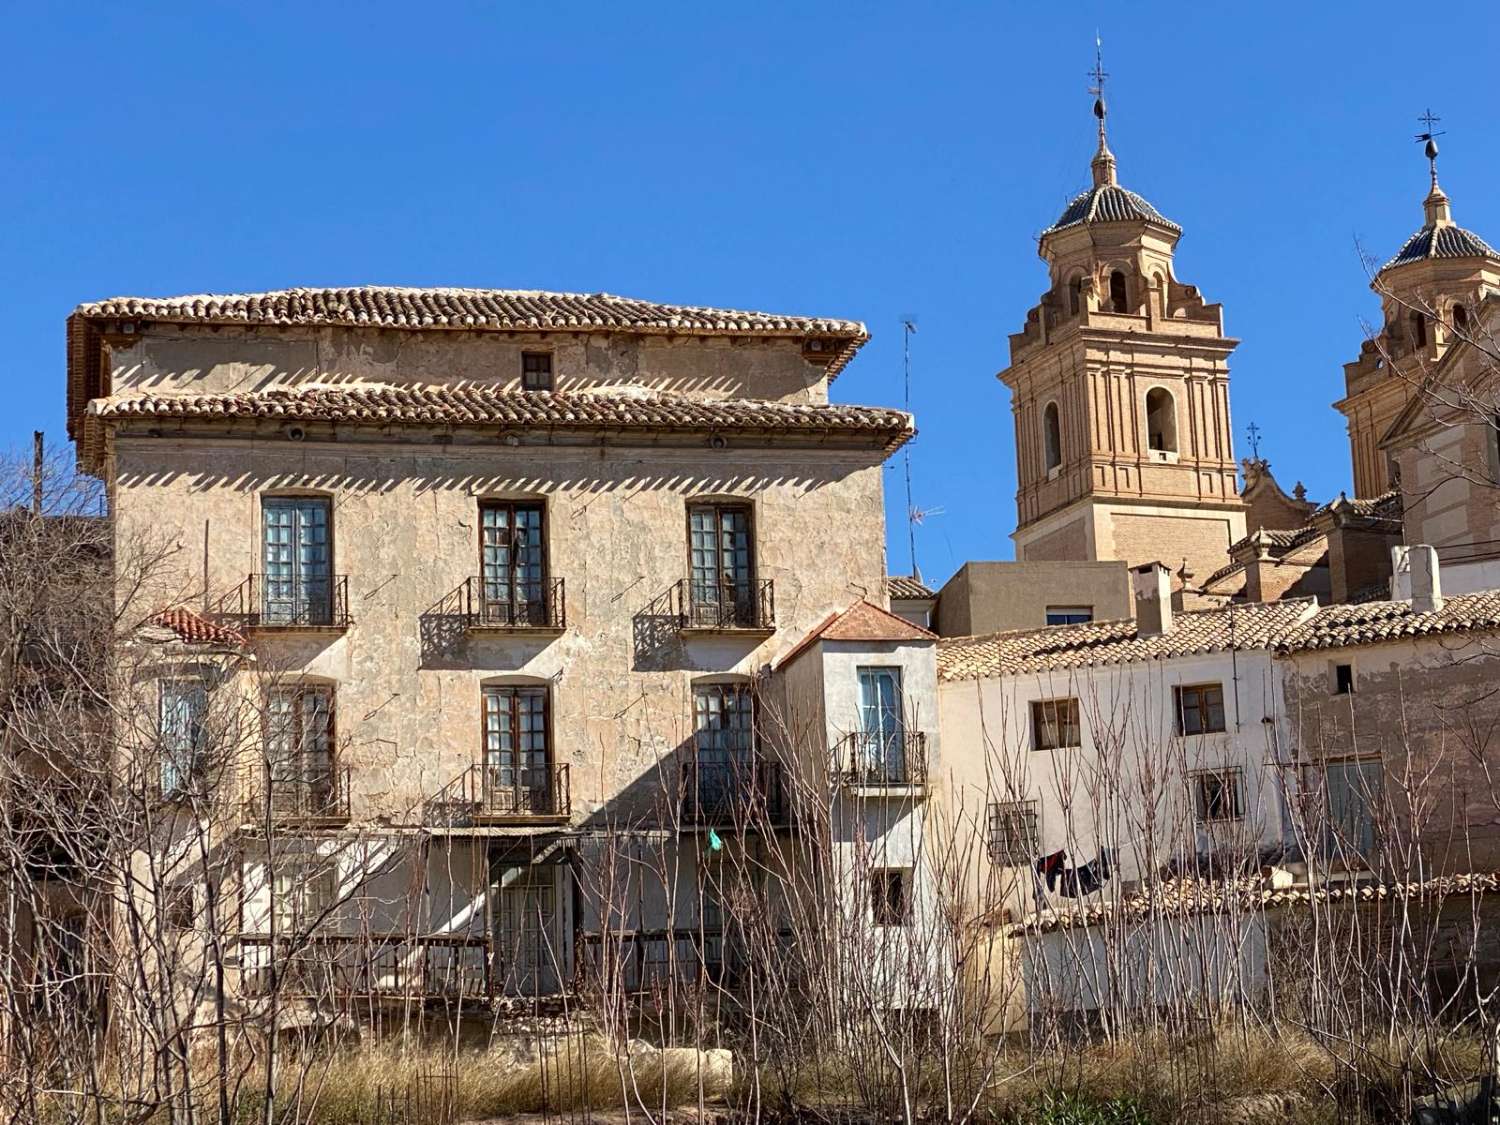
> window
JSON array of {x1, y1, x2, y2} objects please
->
[
  {"x1": 479, "y1": 501, "x2": 547, "y2": 624},
  {"x1": 1042, "y1": 402, "x2": 1062, "y2": 472},
  {"x1": 1146, "y1": 387, "x2": 1177, "y2": 453},
  {"x1": 1193, "y1": 768, "x2": 1244, "y2": 823},
  {"x1": 1453, "y1": 304, "x2": 1469, "y2": 335},
  {"x1": 1322, "y1": 759, "x2": 1381, "y2": 862},
  {"x1": 1175, "y1": 683, "x2": 1226, "y2": 735},
  {"x1": 1046, "y1": 605, "x2": 1093, "y2": 626},
  {"x1": 1334, "y1": 663, "x2": 1355, "y2": 695},
  {"x1": 266, "y1": 685, "x2": 335, "y2": 810},
  {"x1": 262, "y1": 497, "x2": 333, "y2": 625},
  {"x1": 271, "y1": 857, "x2": 337, "y2": 932},
  {"x1": 163, "y1": 885, "x2": 196, "y2": 931},
  {"x1": 870, "y1": 869, "x2": 911, "y2": 926},
  {"x1": 1410, "y1": 311, "x2": 1428, "y2": 349},
  {"x1": 521, "y1": 351, "x2": 553, "y2": 391},
  {"x1": 857, "y1": 667, "x2": 906, "y2": 782},
  {"x1": 494, "y1": 864, "x2": 561, "y2": 996},
  {"x1": 988, "y1": 800, "x2": 1039, "y2": 865},
  {"x1": 691, "y1": 683, "x2": 758, "y2": 816},
  {"x1": 687, "y1": 502, "x2": 755, "y2": 626},
  {"x1": 1067, "y1": 277, "x2": 1082, "y2": 317},
  {"x1": 1109, "y1": 270, "x2": 1129, "y2": 313},
  {"x1": 160, "y1": 680, "x2": 208, "y2": 796},
  {"x1": 482, "y1": 686, "x2": 552, "y2": 813},
  {"x1": 1031, "y1": 698, "x2": 1081, "y2": 751}
]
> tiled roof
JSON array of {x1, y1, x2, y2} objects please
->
[
  {"x1": 1276, "y1": 589, "x2": 1500, "y2": 653},
  {"x1": 887, "y1": 575, "x2": 935, "y2": 600},
  {"x1": 1044, "y1": 184, "x2": 1181, "y2": 236},
  {"x1": 71, "y1": 287, "x2": 869, "y2": 373},
  {"x1": 87, "y1": 385, "x2": 914, "y2": 452},
  {"x1": 146, "y1": 608, "x2": 246, "y2": 648},
  {"x1": 1004, "y1": 871, "x2": 1500, "y2": 936},
  {"x1": 776, "y1": 599, "x2": 935, "y2": 670},
  {"x1": 937, "y1": 600, "x2": 1315, "y2": 682},
  {"x1": 1382, "y1": 224, "x2": 1498, "y2": 272}
]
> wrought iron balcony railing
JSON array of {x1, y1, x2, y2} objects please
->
[
  {"x1": 424, "y1": 763, "x2": 571, "y2": 826},
  {"x1": 833, "y1": 730, "x2": 928, "y2": 788},
  {"x1": 575, "y1": 925, "x2": 800, "y2": 994},
  {"x1": 461, "y1": 576, "x2": 565, "y2": 631},
  {"x1": 242, "y1": 764, "x2": 352, "y2": 824},
  {"x1": 679, "y1": 757, "x2": 786, "y2": 826},
  {"x1": 217, "y1": 574, "x2": 352, "y2": 630},
  {"x1": 238, "y1": 933, "x2": 492, "y2": 1000},
  {"x1": 673, "y1": 578, "x2": 775, "y2": 632}
]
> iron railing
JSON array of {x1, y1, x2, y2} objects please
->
[
  {"x1": 680, "y1": 757, "x2": 786, "y2": 826},
  {"x1": 461, "y1": 576, "x2": 565, "y2": 630},
  {"x1": 241, "y1": 764, "x2": 352, "y2": 823},
  {"x1": 425, "y1": 763, "x2": 570, "y2": 824},
  {"x1": 576, "y1": 926, "x2": 799, "y2": 993},
  {"x1": 238, "y1": 933, "x2": 492, "y2": 1000},
  {"x1": 217, "y1": 574, "x2": 351, "y2": 629},
  {"x1": 833, "y1": 730, "x2": 928, "y2": 788},
  {"x1": 673, "y1": 578, "x2": 775, "y2": 631}
]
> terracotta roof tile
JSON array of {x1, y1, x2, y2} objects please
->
[
  {"x1": 1276, "y1": 589, "x2": 1500, "y2": 653},
  {"x1": 776, "y1": 599, "x2": 934, "y2": 670},
  {"x1": 938, "y1": 600, "x2": 1316, "y2": 682},
  {"x1": 887, "y1": 575, "x2": 935, "y2": 599},
  {"x1": 72, "y1": 287, "x2": 869, "y2": 373},
  {"x1": 147, "y1": 608, "x2": 246, "y2": 649},
  {"x1": 88, "y1": 385, "x2": 914, "y2": 452}
]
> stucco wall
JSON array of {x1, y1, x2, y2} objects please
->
[
  {"x1": 935, "y1": 561, "x2": 1132, "y2": 637},
  {"x1": 112, "y1": 435, "x2": 891, "y2": 825}
]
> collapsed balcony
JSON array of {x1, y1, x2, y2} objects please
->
[{"x1": 216, "y1": 574, "x2": 353, "y2": 632}]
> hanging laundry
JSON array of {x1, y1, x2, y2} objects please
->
[
  {"x1": 1057, "y1": 848, "x2": 1116, "y2": 898},
  {"x1": 1033, "y1": 849, "x2": 1067, "y2": 893}
]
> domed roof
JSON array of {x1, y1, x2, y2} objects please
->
[
  {"x1": 1045, "y1": 182, "x2": 1181, "y2": 236},
  {"x1": 1381, "y1": 221, "x2": 1497, "y2": 271}
]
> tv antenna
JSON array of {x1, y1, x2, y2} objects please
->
[{"x1": 901, "y1": 317, "x2": 920, "y2": 580}]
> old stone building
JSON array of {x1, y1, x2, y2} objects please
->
[
  {"x1": 65, "y1": 286, "x2": 945, "y2": 1014},
  {"x1": 998, "y1": 97, "x2": 1245, "y2": 586}
]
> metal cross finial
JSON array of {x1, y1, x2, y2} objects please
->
[
  {"x1": 1246, "y1": 421, "x2": 1262, "y2": 460},
  {"x1": 1415, "y1": 108, "x2": 1445, "y2": 185},
  {"x1": 1088, "y1": 35, "x2": 1108, "y2": 100},
  {"x1": 1417, "y1": 108, "x2": 1442, "y2": 135}
]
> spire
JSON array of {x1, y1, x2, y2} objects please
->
[
  {"x1": 1088, "y1": 37, "x2": 1117, "y2": 188},
  {"x1": 1416, "y1": 108, "x2": 1452, "y2": 227}
]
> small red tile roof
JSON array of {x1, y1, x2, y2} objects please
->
[
  {"x1": 146, "y1": 608, "x2": 246, "y2": 649},
  {"x1": 776, "y1": 599, "x2": 935, "y2": 670},
  {"x1": 887, "y1": 575, "x2": 936, "y2": 599}
]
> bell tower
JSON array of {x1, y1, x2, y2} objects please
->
[{"x1": 999, "y1": 63, "x2": 1245, "y2": 585}]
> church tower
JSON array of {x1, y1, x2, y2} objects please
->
[
  {"x1": 999, "y1": 72, "x2": 1245, "y2": 585},
  {"x1": 1335, "y1": 121, "x2": 1500, "y2": 498}
]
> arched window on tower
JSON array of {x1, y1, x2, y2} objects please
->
[
  {"x1": 1453, "y1": 303, "x2": 1469, "y2": 336},
  {"x1": 1042, "y1": 402, "x2": 1062, "y2": 473},
  {"x1": 1068, "y1": 277, "x2": 1082, "y2": 317},
  {"x1": 1109, "y1": 270, "x2": 1129, "y2": 314},
  {"x1": 1146, "y1": 388, "x2": 1177, "y2": 453},
  {"x1": 1410, "y1": 311, "x2": 1428, "y2": 349}
]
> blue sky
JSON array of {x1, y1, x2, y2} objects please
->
[{"x1": 3, "y1": 2, "x2": 1497, "y2": 585}]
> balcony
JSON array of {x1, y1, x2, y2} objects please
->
[
  {"x1": 833, "y1": 731, "x2": 928, "y2": 794},
  {"x1": 217, "y1": 574, "x2": 352, "y2": 632},
  {"x1": 424, "y1": 763, "x2": 571, "y2": 828},
  {"x1": 576, "y1": 926, "x2": 799, "y2": 994},
  {"x1": 673, "y1": 578, "x2": 775, "y2": 634},
  {"x1": 461, "y1": 576, "x2": 565, "y2": 633},
  {"x1": 238, "y1": 933, "x2": 492, "y2": 1001},
  {"x1": 680, "y1": 757, "x2": 787, "y2": 827},
  {"x1": 241, "y1": 765, "x2": 352, "y2": 826}
]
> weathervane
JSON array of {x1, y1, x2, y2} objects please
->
[
  {"x1": 1415, "y1": 108, "x2": 1445, "y2": 187},
  {"x1": 1088, "y1": 34, "x2": 1109, "y2": 141}
]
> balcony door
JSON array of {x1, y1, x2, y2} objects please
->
[
  {"x1": 480, "y1": 502, "x2": 546, "y2": 625},
  {"x1": 482, "y1": 687, "x2": 550, "y2": 814},
  {"x1": 687, "y1": 503, "x2": 753, "y2": 626},
  {"x1": 266, "y1": 686, "x2": 335, "y2": 813},
  {"x1": 693, "y1": 684, "x2": 755, "y2": 812},
  {"x1": 262, "y1": 498, "x2": 332, "y2": 625},
  {"x1": 858, "y1": 667, "x2": 906, "y2": 782}
]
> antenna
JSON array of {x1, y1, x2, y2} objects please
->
[{"x1": 901, "y1": 317, "x2": 919, "y2": 580}]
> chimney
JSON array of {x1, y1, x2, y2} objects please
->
[
  {"x1": 1131, "y1": 561, "x2": 1174, "y2": 636},
  {"x1": 1408, "y1": 544, "x2": 1443, "y2": 614}
]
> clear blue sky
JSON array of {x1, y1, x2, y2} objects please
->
[{"x1": 4, "y1": 2, "x2": 1497, "y2": 585}]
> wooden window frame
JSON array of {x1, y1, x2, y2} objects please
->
[
  {"x1": 1174, "y1": 682, "x2": 1227, "y2": 736},
  {"x1": 869, "y1": 868, "x2": 912, "y2": 927},
  {"x1": 1030, "y1": 698, "x2": 1081, "y2": 751},
  {"x1": 685, "y1": 501, "x2": 758, "y2": 621},
  {"x1": 1191, "y1": 767, "x2": 1245, "y2": 824},
  {"x1": 521, "y1": 351, "x2": 554, "y2": 391},
  {"x1": 264, "y1": 684, "x2": 337, "y2": 796},
  {"x1": 478, "y1": 500, "x2": 549, "y2": 618}
]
